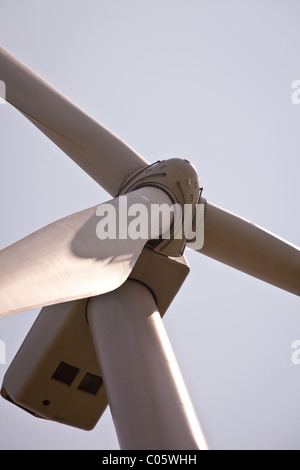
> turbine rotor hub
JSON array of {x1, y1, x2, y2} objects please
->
[{"x1": 119, "y1": 158, "x2": 202, "y2": 257}]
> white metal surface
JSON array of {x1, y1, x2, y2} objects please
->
[
  {"x1": 0, "y1": 187, "x2": 171, "y2": 318},
  {"x1": 0, "y1": 46, "x2": 148, "y2": 196},
  {"x1": 88, "y1": 280, "x2": 208, "y2": 450},
  {"x1": 199, "y1": 201, "x2": 300, "y2": 296},
  {"x1": 1, "y1": 247, "x2": 191, "y2": 432},
  {"x1": 1, "y1": 299, "x2": 107, "y2": 430}
]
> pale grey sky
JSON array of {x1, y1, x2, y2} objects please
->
[{"x1": 0, "y1": 0, "x2": 300, "y2": 450}]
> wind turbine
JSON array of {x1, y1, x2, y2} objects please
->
[{"x1": 0, "y1": 46, "x2": 299, "y2": 450}]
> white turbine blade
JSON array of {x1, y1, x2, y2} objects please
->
[
  {"x1": 0, "y1": 46, "x2": 148, "y2": 196},
  {"x1": 196, "y1": 202, "x2": 300, "y2": 296},
  {"x1": 0, "y1": 187, "x2": 172, "y2": 318}
]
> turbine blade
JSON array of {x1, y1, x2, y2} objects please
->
[
  {"x1": 0, "y1": 187, "x2": 171, "y2": 318},
  {"x1": 196, "y1": 201, "x2": 300, "y2": 296},
  {"x1": 0, "y1": 46, "x2": 148, "y2": 196}
]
